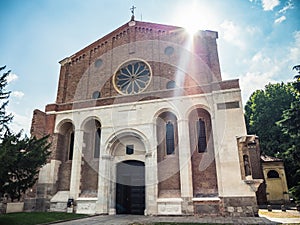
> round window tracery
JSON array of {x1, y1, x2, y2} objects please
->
[{"x1": 114, "y1": 60, "x2": 151, "y2": 95}]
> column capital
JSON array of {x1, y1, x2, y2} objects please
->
[
  {"x1": 74, "y1": 128, "x2": 84, "y2": 132},
  {"x1": 177, "y1": 119, "x2": 189, "y2": 123},
  {"x1": 101, "y1": 154, "x2": 113, "y2": 161},
  {"x1": 145, "y1": 151, "x2": 154, "y2": 158}
]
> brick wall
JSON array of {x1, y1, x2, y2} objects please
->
[
  {"x1": 31, "y1": 109, "x2": 56, "y2": 137},
  {"x1": 189, "y1": 108, "x2": 218, "y2": 197},
  {"x1": 54, "y1": 20, "x2": 223, "y2": 108},
  {"x1": 157, "y1": 111, "x2": 181, "y2": 197}
]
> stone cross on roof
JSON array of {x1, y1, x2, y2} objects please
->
[{"x1": 130, "y1": 5, "x2": 136, "y2": 21}]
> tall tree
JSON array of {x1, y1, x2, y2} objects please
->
[
  {"x1": 277, "y1": 65, "x2": 300, "y2": 203},
  {"x1": 244, "y1": 82, "x2": 296, "y2": 156},
  {"x1": 0, "y1": 131, "x2": 51, "y2": 201},
  {"x1": 0, "y1": 65, "x2": 13, "y2": 199},
  {"x1": 0, "y1": 66, "x2": 13, "y2": 136},
  {"x1": 0, "y1": 66, "x2": 51, "y2": 202}
]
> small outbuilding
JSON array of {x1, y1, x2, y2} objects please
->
[{"x1": 261, "y1": 155, "x2": 290, "y2": 204}]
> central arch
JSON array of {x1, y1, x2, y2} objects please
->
[{"x1": 116, "y1": 160, "x2": 145, "y2": 215}]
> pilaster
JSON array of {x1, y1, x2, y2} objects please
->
[
  {"x1": 145, "y1": 136, "x2": 158, "y2": 215},
  {"x1": 177, "y1": 119, "x2": 193, "y2": 214},
  {"x1": 69, "y1": 129, "x2": 84, "y2": 200},
  {"x1": 95, "y1": 152, "x2": 112, "y2": 214}
]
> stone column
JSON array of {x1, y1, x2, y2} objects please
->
[
  {"x1": 145, "y1": 133, "x2": 158, "y2": 215},
  {"x1": 69, "y1": 129, "x2": 84, "y2": 200},
  {"x1": 177, "y1": 119, "x2": 193, "y2": 214},
  {"x1": 108, "y1": 160, "x2": 116, "y2": 215}
]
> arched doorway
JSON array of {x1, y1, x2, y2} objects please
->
[{"x1": 116, "y1": 160, "x2": 145, "y2": 215}]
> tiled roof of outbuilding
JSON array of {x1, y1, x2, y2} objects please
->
[{"x1": 261, "y1": 154, "x2": 282, "y2": 162}]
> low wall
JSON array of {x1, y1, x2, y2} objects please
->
[{"x1": 6, "y1": 202, "x2": 24, "y2": 213}]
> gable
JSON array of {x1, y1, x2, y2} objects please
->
[{"x1": 53, "y1": 20, "x2": 226, "y2": 109}]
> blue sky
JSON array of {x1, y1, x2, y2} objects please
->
[{"x1": 0, "y1": 0, "x2": 299, "y2": 134}]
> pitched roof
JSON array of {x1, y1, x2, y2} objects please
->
[
  {"x1": 67, "y1": 20, "x2": 218, "y2": 61},
  {"x1": 70, "y1": 20, "x2": 184, "y2": 59},
  {"x1": 261, "y1": 154, "x2": 282, "y2": 162}
]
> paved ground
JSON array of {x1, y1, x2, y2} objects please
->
[
  {"x1": 50, "y1": 214, "x2": 281, "y2": 225},
  {"x1": 259, "y1": 209, "x2": 300, "y2": 224}
]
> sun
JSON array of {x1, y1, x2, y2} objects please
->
[
  {"x1": 174, "y1": 2, "x2": 217, "y2": 35},
  {"x1": 179, "y1": 7, "x2": 202, "y2": 35}
]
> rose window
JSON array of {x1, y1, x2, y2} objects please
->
[{"x1": 114, "y1": 60, "x2": 151, "y2": 95}]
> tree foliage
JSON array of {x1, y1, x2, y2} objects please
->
[
  {"x1": 0, "y1": 131, "x2": 51, "y2": 201},
  {"x1": 277, "y1": 66, "x2": 300, "y2": 203},
  {"x1": 0, "y1": 66, "x2": 13, "y2": 136},
  {"x1": 244, "y1": 82, "x2": 296, "y2": 156},
  {"x1": 245, "y1": 65, "x2": 300, "y2": 203},
  {"x1": 0, "y1": 65, "x2": 51, "y2": 202}
]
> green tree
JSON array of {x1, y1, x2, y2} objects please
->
[
  {"x1": 0, "y1": 66, "x2": 13, "y2": 136},
  {"x1": 277, "y1": 66, "x2": 300, "y2": 203},
  {"x1": 0, "y1": 131, "x2": 51, "y2": 201},
  {"x1": 0, "y1": 65, "x2": 13, "y2": 199},
  {"x1": 244, "y1": 82, "x2": 296, "y2": 156},
  {"x1": 0, "y1": 66, "x2": 51, "y2": 202}
]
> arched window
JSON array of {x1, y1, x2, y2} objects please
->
[
  {"x1": 267, "y1": 170, "x2": 279, "y2": 178},
  {"x1": 94, "y1": 128, "x2": 101, "y2": 158},
  {"x1": 188, "y1": 108, "x2": 218, "y2": 197},
  {"x1": 166, "y1": 121, "x2": 175, "y2": 155},
  {"x1": 68, "y1": 131, "x2": 75, "y2": 160},
  {"x1": 197, "y1": 119, "x2": 207, "y2": 153}
]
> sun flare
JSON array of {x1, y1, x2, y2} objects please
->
[{"x1": 173, "y1": 2, "x2": 217, "y2": 35}]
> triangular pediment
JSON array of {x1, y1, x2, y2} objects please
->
[{"x1": 70, "y1": 20, "x2": 184, "y2": 59}]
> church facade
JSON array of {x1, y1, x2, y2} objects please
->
[{"x1": 28, "y1": 19, "x2": 262, "y2": 216}]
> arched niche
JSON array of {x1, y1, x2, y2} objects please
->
[
  {"x1": 188, "y1": 108, "x2": 218, "y2": 197},
  {"x1": 267, "y1": 170, "x2": 280, "y2": 179},
  {"x1": 56, "y1": 121, "x2": 74, "y2": 191},
  {"x1": 80, "y1": 118, "x2": 102, "y2": 197},
  {"x1": 156, "y1": 111, "x2": 181, "y2": 198}
]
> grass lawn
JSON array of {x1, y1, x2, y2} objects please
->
[{"x1": 0, "y1": 212, "x2": 87, "y2": 225}]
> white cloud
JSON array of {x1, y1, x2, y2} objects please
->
[
  {"x1": 245, "y1": 26, "x2": 261, "y2": 36},
  {"x1": 240, "y1": 71, "x2": 277, "y2": 103},
  {"x1": 278, "y1": 0, "x2": 293, "y2": 14},
  {"x1": 9, "y1": 113, "x2": 31, "y2": 135},
  {"x1": 239, "y1": 50, "x2": 284, "y2": 102},
  {"x1": 274, "y1": 15, "x2": 286, "y2": 24},
  {"x1": 6, "y1": 107, "x2": 31, "y2": 135},
  {"x1": 11, "y1": 91, "x2": 25, "y2": 99},
  {"x1": 220, "y1": 20, "x2": 245, "y2": 49},
  {"x1": 249, "y1": 0, "x2": 259, "y2": 3},
  {"x1": 240, "y1": 30, "x2": 300, "y2": 102},
  {"x1": 6, "y1": 73, "x2": 18, "y2": 83},
  {"x1": 288, "y1": 31, "x2": 300, "y2": 64},
  {"x1": 249, "y1": 51, "x2": 282, "y2": 76},
  {"x1": 219, "y1": 20, "x2": 262, "y2": 51},
  {"x1": 261, "y1": 0, "x2": 280, "y2": 11}
]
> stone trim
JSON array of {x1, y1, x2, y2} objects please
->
[
  {"x1": 220, "y1": 196, "x2": 258, "y2": 217},
  {"x1": 45, "y1": 80, "x2": 239, "y2": 112}
]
